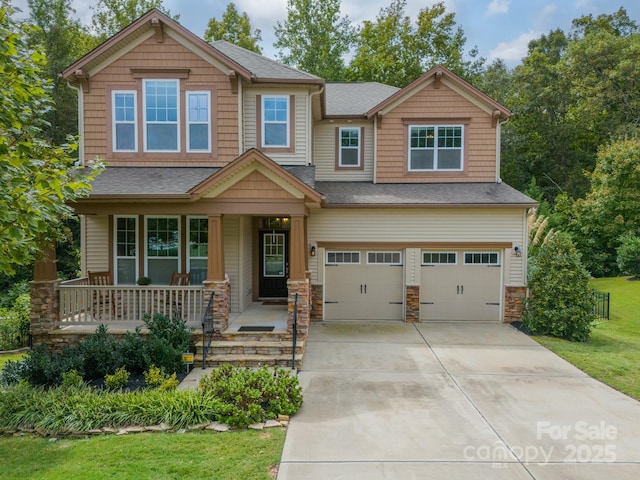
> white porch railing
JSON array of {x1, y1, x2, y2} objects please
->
[{"x1": 59, "y1": 280, "x2": 205, "y2": 325}]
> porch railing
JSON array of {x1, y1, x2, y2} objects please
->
[{"x1": 59, "y1": 280, "x2": 205, "y2": 325}]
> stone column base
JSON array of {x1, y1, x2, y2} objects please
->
[
  {"x1": 504, "y1": 286, "x2": 526, "y2": 323},
  {"x1": 405, "y1": 285, "x2": 420, "y2": 323},
  {"x1": 310, "y1": 284, "x2": 323, "y2": 321},
  {"x1": 288, "y1": 279, "x2": 310, "y2": 335},
  {"x1": 30, "y1": 279, "x2": 61, "y2": 347},
  {"x1": 204, "y1": 280, "x2": 230, "y2": 333}
]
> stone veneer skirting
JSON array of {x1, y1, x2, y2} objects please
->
[
  {"x1": 310, "y1": 284, "x2": 323, "y2": 321},
  {"x1": 504, "y1": 286, "x2": 526, "y2": 323},
  {"x1": 405, "y1": 285, "x2": 419, "y2": 323},
  {"x1": 288, "y1": 279, "x2": 310, "y2": 335}
]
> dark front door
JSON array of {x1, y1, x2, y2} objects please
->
[{"x1": 259, "y1": 231, "x2": 289, "y2": 298}]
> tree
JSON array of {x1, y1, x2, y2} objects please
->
[
  {"x1": 204, "y1": 2, "x2": 261, "y2": 53},
  {"x1": 0, "y1": 1, "x2": 101, "y2": 274},
  {"x1": 570, "y1": 138, "x2": 640, "y2": 277},
  {"x1": 274, "y1": 0, "x2": 355, "y2": 80},
  {"x1": 523, "y1": 233, "x2": 595, "y2": 342},
  {"x1": 347, "y1": 0, "x2": 483, "y2": 87},
  {"x1": 616, "y1": 235, "x2": 640, "y2": 279},
  {"x1": 90, "y1": 0, "x2": 179, "y2": 41}
]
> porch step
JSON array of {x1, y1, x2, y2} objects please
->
[
  {"x1": 194, "y1": 353, "x2": 302, "y2": 369},
  {"x1": 191, "y1": 330, "x2": 294, "y2": 343},
  {"x1": 196, "y1": 340, "x2": 304, "y2": 356}
]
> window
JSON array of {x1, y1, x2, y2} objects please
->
[
  {"x1": 262, "y1": 96, "x2": 289, "y2": 147},
  {"x1": 464, "y1": 252, "x2": 499, "y2": 265},
  {"x1": 146, "y1": 217, "x2": 180, "y2": 284},
  {"x1": 367, "y1": 251, "x2": 401, "y2": 265},
  {"x1": 326, "y1": 252, "x2": 360, "y2": 264},
  {"x1": 144, "y1": 80, "x2": 179, "y2": 151},
  {"x1": 409, "y1": 125, "x2": 463, "y2": 171},
  {"x1": 422, "y1": 252, "x2": 457, "y2": 265},
  {"x1": 339, "y1": 127, "x2": 361, "y2": 167},
  {"x1": 186, "y1": 92, "x2": 210, "y2": 152},
  {"x1": 113, "y1": 91, "x2": 137, "y2": 151},
  {"x1": 188, "y1": 217, "x2": 208, "y2": 284},
  {"x1": 115, "y1": 216, "x2": 138, "y2": 284}
]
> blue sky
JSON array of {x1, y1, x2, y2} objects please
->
[{"x1": 13, "y1": 0, "x2": 640, "y2": 67}]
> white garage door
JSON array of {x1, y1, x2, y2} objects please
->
[
  {"x1": 420, "y1": 251, "x2": 502, "y2": 321},
  {"x1": 324, "y1": 251, "x2": 404, "y2": 320}
]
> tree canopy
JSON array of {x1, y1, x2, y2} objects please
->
[
  {"x1": 204, "y1": 2, "x2": 262, "y2": 53},
  {"x1": 90, "y1": 0, "x2": 179, "y2": 41},
  {"x1": 0, "y1": 1, "x2": 101, "y2": 274}
]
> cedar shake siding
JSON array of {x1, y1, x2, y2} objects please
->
[
  {"x1": 375, "y1": 82, "x2": 498, "y2": 183},
  {"x1": 83, "y1": 35, "x2": 238, "y2": 167}
]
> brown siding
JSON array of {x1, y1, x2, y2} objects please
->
[
  {"x1": 83, "y1": 35, "x2": 238, "y2": 167},
  {"x1": 216, "y1": 171, "x2": 296, "y2": 200},
  {"x1": 376, "y1": 83, "x2": 497, "y2": 183}
]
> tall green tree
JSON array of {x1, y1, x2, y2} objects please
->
[
  {"x1": 274, "y1": 0, "x2": 355, "y2": 80},
  {"x1": 204, "y1": 2, "x2": 262, "y2": 53},
  {"x1": 347, "y1": 0, "x2": 483, "y2": 87},
  {"x1": 0, "y1": 1, "x2": 101, "y2": 274},
  {"x1": 90, "y1": 0, "x2": 179, "y2": 41}
]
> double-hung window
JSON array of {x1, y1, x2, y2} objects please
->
[
  {"x1": 262, "y1": 96, "x2": 289, "y2": 147},
  {"x1": 144, "y1": 80, "x2": 179, "y2": 152},
  {"x1": 113, "y1": 91, "x2": 137, "y2": 151},
  {"x1": 409, "y1": 125, "x2": 463, "y2": 171},
  {"x1": 186, "y1": 91, "x2": 210, "y2": 152},
  {"x1": 339, "y1": 127, "x2": 361, "y2": 167}
]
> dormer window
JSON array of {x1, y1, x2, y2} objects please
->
[
  {"x1": 408, "y1": 125, "x2": 463, "y2": 171},
  {"x1": 144, "y1": 79, "x2": 179, "y2": 152}
]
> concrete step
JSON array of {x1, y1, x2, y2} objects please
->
[
  {"x1": 195, "y1": 340, "x2": 304, "y2": 356},
  {"x1": 194, "y1": 353, "x2": 302, "y2": 369}
]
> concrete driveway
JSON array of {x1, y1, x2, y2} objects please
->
[{"x1": 278, "y1": 322, "x2": 640, "y2": 479}]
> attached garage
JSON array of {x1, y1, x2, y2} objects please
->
[
  {"x1": 420, "y1": 251, "x2": 502, "y2": 321},
  {"x1": 324, "y1": 251, "x2": 404, "y2": 320}
]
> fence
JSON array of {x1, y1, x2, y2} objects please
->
[
  {"x1": 0, "y1": 318, "x2": 30, "y2": 351},
  {"x1": 593, "y1": 290, "x2": 610, "y2": 321}
]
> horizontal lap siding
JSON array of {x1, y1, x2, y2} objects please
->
[
  {"x1": 85, "y1": 215, "x2": 110, "y2": 273},
  {"x1": 83, "y1": 35, "x2": 238, "y2": 167},
  {"x1": 223, "y1": 216, "x2": 240, "y2": 313},
  {"x1": 240, "y1": 216, "x2": 253, "y2": 311},
  {"x1": 308, "y1": 208, "x2": 526, "y2": 285},
  {"x1": 376, "y1": 83, "x2": 496, "y2": 183},
  {"x1": 313, "y1": 121, "x2": 374, "y2": 181}
]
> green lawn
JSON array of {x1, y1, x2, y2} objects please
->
[
  {"x1": 0, "y1": 353, "x2": 25, "y2": 369},
  {"x1": 535, "y1": 276, "x2": 640, "y2": 401},
  {"x1": 0, "y1": 429, "x2": 285, "y2": 480}
]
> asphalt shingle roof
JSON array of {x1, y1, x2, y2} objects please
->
[
  {"x1": 324, "y1": 83, "x2": 400, "y2": 116},
  {"x1": 314, "y1": 181, "x2": 536, "y2": 206},
  {"x1": 211, "y1": 40, "x2": 322, "y2": 83}
]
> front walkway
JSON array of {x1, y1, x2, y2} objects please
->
[{"x1": 278, "y1": 321, "x2": 640, "y2": 479}]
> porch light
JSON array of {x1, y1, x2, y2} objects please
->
[{"x1": 310, "y1": 245, "x2": 316, "y2": 257}]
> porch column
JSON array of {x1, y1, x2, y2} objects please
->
[
  {"x1": 287, "y1": 215, "x2": 310, "y2": 335},
  {"x1": 288, "y1": 215, "x2": 306, "y2": 281},
  {"x1": 30, "y1": 245, "x2": 60, "y2": 346},
  {"x1": 207, "y1": 214, "x2": 224, "y2": 281}
]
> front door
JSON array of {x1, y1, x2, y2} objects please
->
[{"x1": 259, "y1": 231, "x2": 289, "y2": 298}]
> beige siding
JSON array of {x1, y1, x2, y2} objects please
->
[
  {"x1": 314, "y1": 121, "x2": 374, "y2": 181},
  {"x1": 84, "y1": 215, "x2": 110, "y2": 274},
  {"x1": 243, "y1": 87, "x2": 310, "y2": 165},
  {"x1": 307, "y1": 207, "x2": 526, "y2": 285},
  {"x1": 83, "y1": 35, "x2": 238, "y2": 167},
  {"x1": 239, "y1": 216, "x2": 253, "y2": 311},
  {"x1": 376, "y1": 82, "x2": 497, "y2": 183},
  {"x1": 223, "y1": 215, "x2": 240, "y2": 312}
]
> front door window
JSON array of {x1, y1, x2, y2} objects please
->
[{"x1": 263, "y1": 233, "x2": 285, "y2": 277}]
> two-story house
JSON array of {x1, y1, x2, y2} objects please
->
[{"x1": 34, "y1": 9, "x2": 534, "y2": 345}]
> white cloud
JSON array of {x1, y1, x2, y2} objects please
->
[
  {"x1": 486, "y1": 0, "x2": 511, "y2": 16},
  {"x1": 536, "y1": 4, "x2": 558, "y2": 26},
  {"x1": 488, "y1": 30, "x2": 540, "y2": 63}
]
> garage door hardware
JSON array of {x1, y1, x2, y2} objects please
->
[
  {"x1": 420, "y1": 302, "x2": 434, "y2": 304},
  {"x1": 324, "y1": 301, "x2": 338, "y2": 304},
  {"x1": 360, "y1": 284, "x2": 367, "y2": 294},
  {"x1": 486, "y1": 302, "x2": 500, "y2": 305},
  {"x1": 457, "y1": 285, "x2": 464, "y2": 295}
]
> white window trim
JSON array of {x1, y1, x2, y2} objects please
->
[
  {"x1": 112, "y1": 90, "x2": 137, "y2": 152},
  {"x1": 187, "y1": 216, "x2": 208, "y2": 268},
  {"x1": 114, "y1": 215, "x2": 138, "y2": 285},
  {"x1": 463, "y1": 251, "x2": 500, "y2": 265},
  {"x1": 261, "y1": 95, "x2": 290, "y2": 148},
  {"x1": 326, "y1": 251, "x2": 361, "y2": 265},
  {"x1": 408, "y1": 125, "x2": 464, "y2": 172},
  {"x1": 144, "y1": 215, "x2": 181, "y2": 278},
  {"x1": 422, "y1": 251, "x2": 458, "y2": 266},
  {"x1": 339, "y1": 127, "x2": 361, "y2": 167},
  {"x1": 186, "y1": 91, "x2": 211, "y2": 153},
  {"x1": 143, "y1": 79, "x2": 180, "y2": 153},
  {"x1": 367, "y1": 251, "x2": 402, "y2": 265}
]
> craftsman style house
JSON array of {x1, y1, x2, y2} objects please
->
[{"x1": 31, "y1": 9, "x2": 534, "y2": 350}]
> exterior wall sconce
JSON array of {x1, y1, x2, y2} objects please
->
[
  {"x1": 310, "y1": 245, "x2": 316, "y2": 257},
  {"x1": 514, "y1": 246, "x2": 522, "y2": 257}
]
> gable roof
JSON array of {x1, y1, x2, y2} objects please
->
[
  {"x1": 366, "y1": 65, "x2": 511, "y2": 120},
  {"x1": 211, "y1": 40, "x2": 322, "y2": 84},
  {"x1": 324, "y1": 83, "x2": 400, "y2": 117}
]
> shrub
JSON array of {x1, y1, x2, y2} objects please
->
[
  {"x1": 61, "y1": 369, "x2": 85, "y2": 389},
  {"x1": 105, "y1": 367, "x2": 130, "y2": 390},
  {"x1": 0, "y1": 293, "x2": 31, "y2": 350},
  {"x1": 117, "y1": 329, "x2": 146, "y2": 373},
  {"x1": 0, "y1": 359, "x2": 27, "y2": 386},
  {"x1": 524, "y1": 233, "x2": 596, "y2": 341},
  {"x1": 80, "y1": 325, "x2": 120, "y2": 379},
  {"x1": 199, "y1": 365, "x2": 303, "y2": 426},
  {"x1": 22, "y1": 345, "x2": 84, "y2": 386},
  {"x1": 142, "y1": 313, "x2": 192, "y2": 374},
  {"x1": 617, "y1": 234, "x2": 640, "y2": 279}
]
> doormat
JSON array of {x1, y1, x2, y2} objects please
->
[
  {"x1": 262, "y1": 299, "x2": 287, "y2": 305},
  {"x1": 238, "y1": 326, "x2": 275, "y2": 332}
]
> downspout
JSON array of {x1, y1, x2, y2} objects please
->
[
  {"x1": 373, "y1": 115, "x2": 378, "y2": 184},
  {"x1": 308, "y1": 87, "x2": 324, "y2": 165},
  {"x1": 496, "y1": 116, "x2": 509, "y2": 183},
  {"x1": 237, "y1": 76, "x2": 243, "y2": 155}
]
